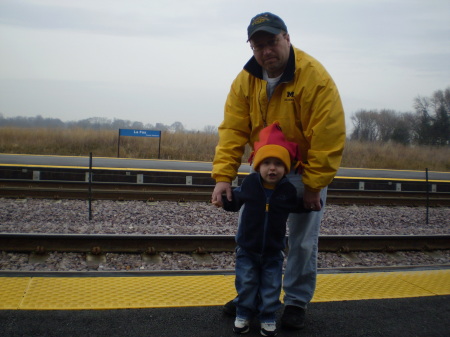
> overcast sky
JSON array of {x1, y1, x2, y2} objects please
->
[{"x1": 0, "y1": 0, "x2": 449, "y2": 131}]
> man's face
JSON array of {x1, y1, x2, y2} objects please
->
[{"x1": 249, "y1": 31, "x2": 291, "y2": 77}]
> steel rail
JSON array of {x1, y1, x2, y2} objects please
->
[
  {"x1": 0, "y1": 264, "x2": 449, "y2": 278},
  {"x1": 0, "y1": 233, "x2": 448, "y2": 254},
  {"x1": 1, "y1": 181, "x2": 449, "y2": 206}
]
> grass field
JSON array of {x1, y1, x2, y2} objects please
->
[{"x1": 0, "y1": 127, "x2": 449, "y2": 171}]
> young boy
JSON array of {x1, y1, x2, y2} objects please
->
[{"x1": 213, "y1": 122, "x2": 308, "y2": 336}]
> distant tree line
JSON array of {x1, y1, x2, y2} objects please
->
[
  {"x1": 351, "y1": 87, "x2": 449, "y2": 145},
  {"x1": 1, "y1": 87, "x2": 448, "y2": 144},
  {"x1": 0, "y1": 115, "x2": 218, "y2": 134}
]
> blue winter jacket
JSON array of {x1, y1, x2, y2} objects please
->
[{"x1": 222, "y1": 172, "x2": 300, "y2": 254}]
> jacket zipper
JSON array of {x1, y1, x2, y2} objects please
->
[
  {"x1": 259, "y1": 177, "x2": 287, "y2": 254},
  {"x1": 261, "y1": 195, "x2": 270, "y2": 254}
]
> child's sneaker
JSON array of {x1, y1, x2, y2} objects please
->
[
  {"x1": 260, "y1": 321, "x2": 277, "y2": 336},
  {"x1": 233, "y1": 317, "x2": 250, "y2": 334}
]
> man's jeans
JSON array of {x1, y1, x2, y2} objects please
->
[
  {"x1": 234, "y1": 246, "x2": 284, "y2": 322},
  {"x1": 283, "y1": 171, "x2": 327, "y2": 308}
]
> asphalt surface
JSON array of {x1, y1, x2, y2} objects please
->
[
  {"x1": 1, "y1": 296, "x2": 448, "y2": 337},
  {"x1": 1, "y1": 153, "x2": 450, "y2": 181}
]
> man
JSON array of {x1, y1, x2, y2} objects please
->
[{"x1": 211, "y1": 12, "x2": 346, "y2": 329}]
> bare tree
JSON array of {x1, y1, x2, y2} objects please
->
[
  {"x1": 350, "y1": 110, "x2": 380, "y2": 142},
  {"x1": 376, "y1": 110, "x2": 399, "y2": 142},
  {"x1": 414, "y1": 87, "x2": 450, "y2": 145},
  {"x1": 170, "y1": 122, "x2": 185, "y2": 132},
  {"x1": 431, "y1": 88, "x2": 450, "y2": 145},
  {"x1": 391, "y1": 113, "x2": 415, "y2": 145},
  {"x1": 203, "y1": 125, "x2": 218, "y2": 134}
]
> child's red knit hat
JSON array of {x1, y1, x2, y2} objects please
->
[{"x1": 249, "y1": 121, "x2": 301, "y2": 172}]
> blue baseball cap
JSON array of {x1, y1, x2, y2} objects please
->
[{"x1": 247, "y1": 12, "x2": 288, "y2": 40}]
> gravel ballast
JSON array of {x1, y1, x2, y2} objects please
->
[{"x1": 0, "y1": 199, "x2": 448, "y2": 272}]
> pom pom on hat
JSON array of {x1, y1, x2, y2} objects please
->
[{"x1": 249, "y1": 122, "x2": 302, "y2": 172}]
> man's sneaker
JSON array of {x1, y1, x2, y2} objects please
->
[
  {"x1": 280, "y1": 305, "x2": 306, "y2": 329},
  {"x1": 223, "y1": 299, "x2": 236, "y2": 316},
  {"x1": 233, "y1": 317, "x2": 250, "y2": 334},
  {"x1": 260, "y1": 321, "x2": 277, "y2": 336}
]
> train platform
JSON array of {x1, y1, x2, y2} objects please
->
[{"x1": 1, "y1": 269, "x2": 449, "y2": 336}]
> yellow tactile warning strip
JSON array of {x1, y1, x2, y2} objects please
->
[
  {"x1": 312, "y1": 270, "x2": 449, "y2": 302},
  {"x1": 0, "y1": 270, "x2": 448, "y2": 310}
]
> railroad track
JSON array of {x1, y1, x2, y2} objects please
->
[
  {"x1": 1, "y1": 234, "x2": 448, "y2": 273},
  {"x1": 1, "y1": 180, "x2": 449, "y2": 206},
  {"x1": 1, "y1": 233, "x2": 448, "y2": 254}
]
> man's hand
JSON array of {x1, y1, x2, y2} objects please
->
[
  {"x1": 211, "y1": 181, "x2": 232, "y2": 207},
  {"x1": 303, "y1": 189, "x2": 322, "y2": 211}
]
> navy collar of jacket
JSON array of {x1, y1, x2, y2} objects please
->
[{"x1": 243, "y1": 45, "x2": 295, "y2": 84}]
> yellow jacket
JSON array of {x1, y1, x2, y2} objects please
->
[{"x1": 212, "y1": 46, "x2": 346, "y2": 192}]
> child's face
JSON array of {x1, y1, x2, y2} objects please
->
[{"x1": 258, "y1": 157, "x2": 286, "y2": 186}]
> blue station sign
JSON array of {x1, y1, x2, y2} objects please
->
[{"x1": 119, "y1": 129, "x2": 161, "y2": 138}]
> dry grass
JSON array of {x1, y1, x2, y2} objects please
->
[
  {"x1": 0, "y1": 127, "x2": 449, "y2": 171},
  {"x1": 341, "y1": 141, "x2": 450, "y2": 171}
]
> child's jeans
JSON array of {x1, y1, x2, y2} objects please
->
[{"x1": 233, "y1": 246, "x2": 284, "y2": 322}]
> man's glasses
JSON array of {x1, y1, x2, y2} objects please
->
[{"x1": 250, "y1": 34, "x2": 285, "y2": 53}]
